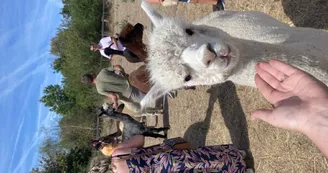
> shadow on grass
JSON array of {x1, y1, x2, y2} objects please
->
[
  {"x1": 216, "y1": 81, "x2": 254, "y2": 170},
  {"x1": 183, "y1": 81, "x2": 254, "y2": 170},
  {"x1": 282, "y1": 0, "x2": 328, "y2": 29},
  {"x1": 182, "y1": 85, "x2": 218, "y2": 148}
]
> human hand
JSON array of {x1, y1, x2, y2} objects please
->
[
  {"x1": 252, "y1": 60, "x2": 328, "y2": 134},
  {"x1": 108, "y1": 93, "x2": 119, "y2": 110},
  {"x1": 113, "y1": 102, "x2": 118, "y2": 110},
  {"x1": 252, "y1": 60, "x2": 328, "y2": 157}
]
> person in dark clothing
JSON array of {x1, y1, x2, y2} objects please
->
[
  {"x1": 90, "y1": 36, "x2": 142, "y2": 63},
  {"x1": 145, "y1": 0, "x2": 225, "y2": 11},
  {"x1": 104, "y1": 46, "x2": 141, "y2": 63}
]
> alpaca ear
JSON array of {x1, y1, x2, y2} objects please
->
[
  {"x1": 140, "y1": 82, "x2": 167, "y2": 109},
  {"x1": 141, "y1": 0, "x2": 163, "y2": 27}
]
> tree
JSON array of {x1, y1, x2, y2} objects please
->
[
  {"x1": 58, "y1": 106, "x2": 97, "y2": 149},
  {"x1": 30, "y1": 147, "x2": 92, "y2": 173},
  {"x1": 40, "y1": 85, "x2": 75, "y2": 115},
  {"x1": 37, "y1": 0, "x2": 105, "y2": 170},
  {"x1": 39, "y1": 134, "x2": 61, "y2": 156},
  {"x1": 51, "y1": 57, "x2": 65, "y2": 73}
]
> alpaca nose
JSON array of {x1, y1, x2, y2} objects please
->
[
  {"x1": 207, "y1": 43, "x2": 217, "y2": 56},
  {"x1": 218, "y1": 45, "x2": 230, "y2": 58},
  {"x1": 199, "y1": 43, "x2": 217, "y2": 66},
  {"x1": 208, "y1": 42, "x2": 231, "y2": 59}
]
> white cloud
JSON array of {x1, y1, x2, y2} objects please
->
[
  {"x1": 10, "y1": 66, "x2": 62, "y2": 172},
  {"x1": 37, "y1": 68, "x2": 62, "y2": 128},
  {"x1": 0, "y1": 0, "x2": 64, "y2": 172},
  {"x1": 0, "y1": 28, "x2": 19, "y2": 48},
  {"x1": 0, "y1": 52, "x2": 48, "y2": 85},
  {"x1": 12, "y1": 132, "x2": 41, "y2": 173},
  {"x1": 48, "y1": 0, "x2": 64, "y2": 8},
  {"x1": 8, "y1": 114, "x2": 26, "y2": 172},
  {"x1": 12, "y1": 106, "x2": 61, "y2": 172},
  {"x1": 37, "y1": 74, "x2": 49, "y2": 129},
  {"x1": 23, "y1": 0, "x2": 62, "y2": 52},
  {"x1": 0, "y1": 61, "x2": 49, "y2": 98}
]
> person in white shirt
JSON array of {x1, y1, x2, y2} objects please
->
[{"x1": 90, "y1": 36, "x2": 141, "y2": 63}]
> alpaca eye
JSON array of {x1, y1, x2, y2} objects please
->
[
  {"x1": 185, "y1": 29, "x2": 194, "y2": 36},
  {"x1": 184, "y1": 75, "x2": 192, "y2": 82}
]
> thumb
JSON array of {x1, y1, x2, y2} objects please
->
[{"x1": 251, "y1": 109, "x2": 273, "y2": 123}]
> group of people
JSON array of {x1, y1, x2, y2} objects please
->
[
  {"x1": 89, "y1": 60, "x2": 328, "y2": 173},
  {"x1": 82, "y1": 1, "x2": 328, "y2": 173},
  {"x1": 84, "y1": 0, "x2": 228, "y2": 109}
]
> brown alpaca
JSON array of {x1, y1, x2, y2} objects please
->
[
  {"x1": 118, "y1": 23, "x2": 147, "y2": 62},
  {"x1": 119, "y1": 23, "x2": 196, "y2": 93}
]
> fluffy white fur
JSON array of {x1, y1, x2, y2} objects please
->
[
  {"x1": 118, "y1": 96, "x2": 161, "y2": 116},
  {"x1": 140, "y1": 1, "x2": 328, "y2": 108},
  {"x1": 104, "y1": 94, "x2": 161, "y2": 116}
]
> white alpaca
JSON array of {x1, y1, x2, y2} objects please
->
[
  {"x1": 140, "y1": 2, "x2": 328, "y2": 108},
  {"x1": 103, "y1": 94, "x2": 162, "y2": 116},
  {"x1": 119, "y1": 96, "x2": 162, "y2": 116}
]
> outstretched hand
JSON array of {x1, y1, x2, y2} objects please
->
[
  {"x1": 252, "y1": 60, "x2": 328, "y2": 132},
  {"x1": 252, "y1": 60, "x2": 328, "y2": 157}
]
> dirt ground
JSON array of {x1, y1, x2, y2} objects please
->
[{"x1": 103, "y1": 0, "x2": 328, "y2": 172}]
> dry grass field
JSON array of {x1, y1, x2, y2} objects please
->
[{"x1": 100, "y1": 0, "x2": 328, "y2": 172}]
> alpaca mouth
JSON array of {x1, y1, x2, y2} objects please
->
[
  {"x1": 218, "y1": 46, "x2": 231, "y2": 67},
  {"x1": 206, "y1": 43, "x2": 231, "y2": 67},
  {"x1": 224, "y1": 55, "x2": 231, "y2": 67}
]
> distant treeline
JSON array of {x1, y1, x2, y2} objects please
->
[{"x1": 31, "y1": 0, "x2": 108, "y2": 172}]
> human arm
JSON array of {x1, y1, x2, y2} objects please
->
[
  {"x1": 113, "y1": 65, "x2": 127, "y2": 77},
  {"x1": 252, "y1": 60, "x2": 328, "y2": 157},
  {"x1": 115, "y1": 135, "x2": 145, "y2": 150},
  {"x1": 110, "y1": 135, "x2": 145, "y2": 173},
  {"x1": 112, "y1": 38, "x2": 120, "y2": 50},
  {"x1": 108, "y1": 92, "x2": 119, "y2": 109}
]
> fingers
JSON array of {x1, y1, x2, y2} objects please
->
[
  {"x1": 251, "y1": 109, "x2": 273, "y2": 122},
  {"x1": 269, "y1": 60, "x2": 298, "y2": 76},
  {"x1": 254, "y1": 74, "x2": 279, "y2": 104},
  {"x1": 258, "y1": 62, "x2": 287, "y2": 82},
  {"x1": 113, "y1": 103, "x2": 118, "y2": 109},
  {"x1": 256, "y1": 63, "x2": 281, "y2": 89}
]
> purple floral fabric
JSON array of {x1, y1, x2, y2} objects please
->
[{"x1": 126, "y1": 142, "x2": 246, "y2": 173}]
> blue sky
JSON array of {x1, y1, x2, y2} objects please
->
[{"x1": 0, "y1": 0, "x2": 64, "y2": 172}]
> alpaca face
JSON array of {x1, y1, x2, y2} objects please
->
[
  {"x1": 179, "y1": 27, "x2": 240, "y2": 87},
  {"x1": 140, "y1": 2, "x2": 240, "y2": 107},
  {"x1": 147, "y1": 18, "x2": 240, "y2": 88}
]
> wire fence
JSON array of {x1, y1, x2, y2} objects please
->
[{"x1": 94, "y1": 0, "x2": 110, "y2": 140}]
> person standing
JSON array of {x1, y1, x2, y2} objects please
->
[
  {"x1": 90, "y1": 36, "x2": 142, "y2": 63},
  {"x1": 81, "y1": 65, "x2": 146, "y2": 109}
]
